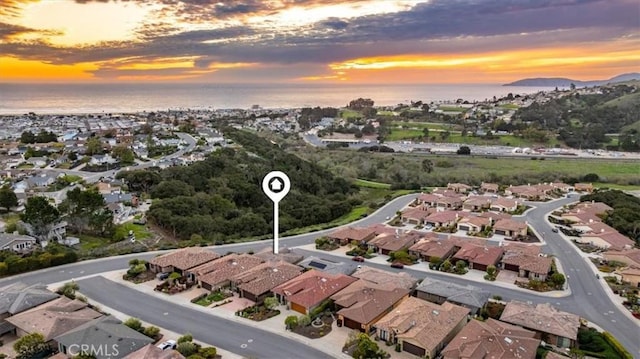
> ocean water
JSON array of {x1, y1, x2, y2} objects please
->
[{"x1": 0, "y1": 83, "x2": 555, "y2": 114}]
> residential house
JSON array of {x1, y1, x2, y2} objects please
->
[
  {"x1": 501, "y1": 245, "x2": 553, "y2": 281},
  {"x1": 375, "y1": 297, "x2": 469, "y2": 358},
  {"x1": 296, "y1": 256, "x2": 357, "y2": 275},
  {"x1": 505, "y1": 185, "x2": 546, "y2": 200},
  {"x1": 192, "y1": 253, "x2": 265, "y2": 291},
  {"x1": 456, "y1": 215, "x2": 491, "y2": 234},
  {"x1": 480, "y1": 182, "x2": 499, "y2": 194},
  {"x1": 578, "y1": 223, "x2": 634, "y2": 251},
  {"x1": 123, "y1": 344, "x2": 185, "y2": 359},
  {"x1": 367, "y1": 230, "x2": 423, "y2": 255},
  {"x1": 436, "y1": 196, "x2": 464, "y2": 210},
  {"x1": 408, "y1": 236, "x2": 459, "y2": 262},
  {"x1": 351, "y1": 266, "x2": 418, "y2": 290},
  {"x1": 616, "y1": 267, "x2": 640, "y2": 287},
  {"x1": 424, "y1": 211, "x2": 459, "y2": 229},
  {"x1": 326, "y1": 226, "x2": 377, "y2": 246},
  {"x1": 479, "y1": 211, "x2": 512, "y2": 223},
  {"x1": 26, "y1": 173, "x2": 56, "y2": 188},
  {"x1": 6, "y1": 297, "x2": 103, "y2": 345},
  {"x1": 493, "y1": 218, "x2": 528, "y2": 238},
  {"x1": 331, "y1": 279, "x2": 410, "y2": 333},
  {"x1": 272, "y1": 269, "x2": 357, "y2": 314},
  {"x1": 26, "y1": 156, "x2": 48, "y2": 168},
  {"x1": 574, "y1": 183, "x2": 594, "y2": 192},
  {"x1": 561, "y1": 211, "x2": 602, "y2": 226},
  {"x1": 416, "y1": 193, "x2": 440, "y2": 207},
  {"x1": 103, "y1": 192, "x2": 134, "y2": 205},
  {"x1": 400, "y1": 207, "x2": 435, "y2": 225},
  {"x1": 432, "y1": 188, "x2": 463, "y2": 198},
  {"x1": 148, "y1": 247, "x2": 220, "y2": 277},
  {"x1": 414, "y1": 277, "x2": 490, "y2": 315},
  {"x1": 452, "y1": 244, "x2": 504, "y2": 271},
  {"x1": 574, "y1": 201, "x2": 612, "y2": 215},
  {"x1": 253, "y1": 246, "x2": 304, "y2": 264},
  {"x1": 447, "y1": 183, "x2": 472, "y2": 194},
  {"x1": 230, "y1": 261, "x2": 303, "y2": 302},
  {"x1": 89, "y1": 154, "x2": 118, "y2": 166},
  {"x1": 550, "y1": 182, "x2": 573, "y2": 193},
  {"x1": 0, "y1": 282, "x2": 59, "y2": 335},
  {"x1": 489, "y1": 197, "x2": 519, "y2": 213},
  {"x1": 441, "y1": 318, "x2": 540, "y2": 359},
  {"x1": 0, "y1": 233, "x2": 37, "y2": 253},
  {"x1": 603, "y1": 249, "x2": 640, "y2": 268},
  {"x1": 462, "y1": 196, "x2": 492, "y2": 212},
  {"x1": 55, "y1": 316, "x2": 154, "y2": 359},
  {"x1": 499, "y1": 301, "x2": 580, "y2": 348},
  {"x1": 96, "y1": 181, "x2": 121, "y2": 194}
]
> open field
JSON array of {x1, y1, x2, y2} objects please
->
[
  {"x1": 385, "y1": 129, "x2": 425, "y2": 141},
  {"x1": 390, "y1": 121, "x2": 450, "y2": 130},
  {"x1": 438, "y1": 106, "x2": 468, "y2": 112},
  {"x1": 339, "y1": 109, "x2": 361, "y2": 119},
  {"x1": 354, "y1": 178, "x2": 391, "y2": 189},
  {"x1": 499, "y1": 104, "x2": 520, "y2": 110},
  {"x1": 293, "y1": 147, "x2": 640, "y2": 187}
]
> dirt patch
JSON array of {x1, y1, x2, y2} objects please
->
[{"x1": 292, "y1": 314, "x2": 334, "y2": 339}]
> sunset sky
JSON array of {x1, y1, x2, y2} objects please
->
[{"x1": 0, "y1": 0, "x2": 638, "y2": 83}]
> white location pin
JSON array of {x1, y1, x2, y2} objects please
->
[{"x1": 262, "y1": 171, "x2": 291, "y2": 254}]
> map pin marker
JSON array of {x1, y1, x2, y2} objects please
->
[{"x1": 262, "y1": 171, "x2": 290, "y2": 254}]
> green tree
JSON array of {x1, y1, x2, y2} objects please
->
[
  {"x1": 298, "y1": 314, "x2": 311, "y2": 327},
  {"x1": 68, "y1": 151, "x2": 78, "y2": 161},
  {"x1": 422, "y1": 127, "x2": 429, "y2": 138},
  {"x1": 441, "y1": 259, "x2": 452, "y2": 272},
  {"x1": 263, "y1": 296, "x2": 278, "y2": 310},
  {"x1": 59, "y1": 187, "x2": 111, "y2": 235},
  {"x1": 111, "y1": 145, "x2": 135, "y2": 165},
  {"x1": 21, "y1": 196, "x2": 60, "y2": 242},
  {"x1": 13, "y1": 332, "x2": 49, "y2": 358},
  {"x1": 0, "y1": 186, "x2": 18, "y2": 211},
  {"x1": 429, "y1": 256, "x2": 442, "y2": 269},
  {"x1": 85, "y1": 137, "x2": 103, "y2": 156},
  {"x1": 457, "y1": 145, "x2": 471, "y2": 155},
  {"x1": 421, "y1": 159, "x2": 433, "y2": 173},
  {"x1": 455, "y1": 260, "x2": 467, "y2": 274},
  {"x1": 284, "y1": 315, "x2": 298, "y2": 329},
  {"x1": 20, "y1": 131, "x2": 36, "y2": 144},
  {"x1": 550, "y1": 272, "x2": 566, "y2": 287},
  {"x1": 351, "y1": 333, "x2": 387, "y2": 359}
]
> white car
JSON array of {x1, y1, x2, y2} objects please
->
[{"x1": 157, "y1": 340, "x2": 177, "y2": 350}]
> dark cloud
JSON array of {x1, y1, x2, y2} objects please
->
[
  {"x1": 0, "y1": 22, "x2": 61, "y2": 40},
  {"x1": 2, "y1": 0, "x2": 637, "y2": 73}
]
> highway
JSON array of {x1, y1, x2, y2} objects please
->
[{"x1": 0, "y1": 194, "x2": 638, "y2": 357}]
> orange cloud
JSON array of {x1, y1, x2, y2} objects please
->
[{"x1": 0, "y1": 56, "x2": 97, "y2": 81}]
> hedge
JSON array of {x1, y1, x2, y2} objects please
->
[{"x1": 602, "y1": 332, "x2": 633, "y2": 359}]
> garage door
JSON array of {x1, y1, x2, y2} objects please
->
[
  {"x1": 495, "y1": 230, "x2": 506, "y2": 235},
  {"x1": 343, "y1": 317, "x2": 362, "y2": 331},
  {"x1": 459, "y1": 225, "x2": 469, "y2": 231},
  {"x1": 402, "y1": 341, "x2": 426, "y2": 357}
]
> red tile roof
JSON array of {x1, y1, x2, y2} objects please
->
[
  {"x1": 331, "y1": 280, "x2": 409, "y2": 326},
  {"x1": 453, "y1": 244, "x2": 504, "y2": 266},
  {"x1": 149, "y1": 247, "x2": 220, "y2": 271},
  {"x1": 272, "y1": 269, "x2": 357, "y2": 309}
]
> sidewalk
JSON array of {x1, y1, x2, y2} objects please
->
[
  {"x1": 295, "y1": 244, "x2": 572, "y2": 298},
  {"x1": 79, "y1": 271, "x2": 351, "y2": 359}
]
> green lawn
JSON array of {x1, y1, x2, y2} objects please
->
[
  {"x1": 593, "y1": 182, "x2": 640, "y2": 191},
  {"x1": 116, "y1": 222, "x2": 151, "y2": 240},
  {"x1": 438, "y1": 106, "x2": 468, "y2": 112},
  {"x1": 377, "y1": 110, "x2": 396, "y2": 116},
  {"x1": 385, "y1": 129, "x2": 425, "y2": 141},
  {"x1": 340, "y1": 109, "x2": 362, "y2": 119},
  {"x1": 195, "y1": 291, "x2": 228, "y2": 306},
  {"x1": 390, "y1": 121, "x2": 449, "y2": 130},
  {"x1": 354, "y1": 179, "x2": 391, "y2": 189},
  {"x1": 17, "y1": 163, "x2": 34, "y2": 169},
  {"x1": 77, "y1": 234, "x2": 110, "y2": 251}
]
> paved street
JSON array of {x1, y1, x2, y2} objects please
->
[
  {"x1": 0, "y1": 193, "x2": 638, "y2": 357},
  {"x1": 77, "y1": 277, "x2": 333, "y2": 359}
]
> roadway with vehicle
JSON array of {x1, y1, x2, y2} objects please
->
[{"x1": 1, "y1": 194, "x2": 638, "y2": 357}]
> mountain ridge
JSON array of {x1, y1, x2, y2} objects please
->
[{"x1": 504, "y1": 73, "x2": 640, "y2": 87}]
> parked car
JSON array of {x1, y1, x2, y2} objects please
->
[
  {"x1": 156, "y1": 272, "x2": 170, "y2": 280},
  {"x1": 551, "y1": 227, "x2": 559, "y2": 233},
  {"x1": 157, "y1": 340, "x2": 177, "y2": 350},
  {"x1": 390, "y1": 262, "x2": 404, "y2": 269},
  {"x1": 352, "y1": 256, "x2": 365, "y2": 262}
]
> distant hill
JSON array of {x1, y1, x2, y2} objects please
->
[{"x1": 504, "y1": 73, "x2": 640, "y2": 87}]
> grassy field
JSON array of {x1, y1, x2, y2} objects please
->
[
  {"x1": 499, "y1": 104, "x2": 520, "y2": 110},
  {"x1": 602, "y1": 91, "x2": 640, "y2": 109},
  {"x1": 390, "y1": 121, "x2": 449, "y2": 130},
  {"x1": 593, "y1": 182, "x2": 640, "y2": 191},
  {"x1": 621, "y1": 120, "x2": 640, "y2": 132},
  {"x1": 340, "y1": 109, "x2": 362, "y2": 119},
  {"x1": 354, "y1": 179, "x2": 391, "y2": 189},
  {"x1": 377, "y1": 110, "x2": 396, "y2": 116},
  {"x1": 385, "y1": 129, "x2": 425, "y2": 141},
  {"x1": 438, "y1": 106, "x2": 468, "y2": 112}
]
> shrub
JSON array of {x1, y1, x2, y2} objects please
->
[
  {"x1": 264, "y1": 296, "x2": 278, "y2": 310},
  {"x1": 124, "y1": 318, "x2": 143, "y2": 332},
  {"x1": 178, "y1": 333, "x2": 193, "y2": 344},
  {"x1": 602, "y1": 332, "x2": 633, "y2": 359},
  {"x1": 285, "y1": 315, "x2": 298, "y2": 329},
  {"x1": 143, "y1": 326, "x2": 160, "y2": 339},
  {"x1": 177, "y1": 342, "x2": 199, "y2": 357},
  {"x1": 298, "y1": 314, "x2": 311, "y2": 327},
  {"x1": 198, "y1": 347, "x2": 217, "y2": 359},
  {"x1": 57, "y1": 281, "x2": 79, "y2": 299}
]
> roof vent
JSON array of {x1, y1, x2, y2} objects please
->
[{"x1": 504, "y1": 337, "x2": 513, "y2": 344}]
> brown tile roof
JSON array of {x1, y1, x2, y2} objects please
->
[
  {"x1": 149, "y1": 247, "x2": 220, "y2": 272},
  {"x1": 401, "y1": 207, "x2": 435, "y2": 220},
  {"x1": 197, "y1": 253, "x2": 265, "y2": 287},
  {"x1": 502, "y1": 253, "x2": 552, "y2": 274},
  {"x1": 491, "y1": 197, "x2": 518, "y2": 209},
  {"x1": 544, "y1": 352, "x2": 570, "y2": 359},
  {"x1": 123, "y1": 344, "x2": 185, "y2": 359},
  {"x1": 328, "y1": 226, "x2": 376, "y2": 242},
  {"x1": 253, "y1": 247, "x2": 304, "y2": 264},
  {"x1": 409, "y1": 237, "x2": 459, "y2": 259},
  {"x1": 479, "y1": 211, "x2": 512, "y2": 221},
  {"x1": 351, "y1": 266, "x2": 417, "y2": 290},
  {"x1": 376, "y1": 297, "x2": 469, "y2": 353},
  {"x1": 233, "y1": 261, "x2": 303, "y2": 297},
  {"x1": 500, "y1": 301, "x2": 580, "y2": 340},
  {"x1": 574, "y1": 183, "x2": 594, "y2": 191},
  {"x1": 272, "y1": 269, "x2": 357, "y2": 309},
  {"x1": 457, "y1": 215, "x2": 491, "y2": 228},
  {"x1": 417, "y1": 193, "x2": 440, "y2": 204},
  {"x1": 481, "y1": 182, "x2": 499, "y2": 192},
  {"x1": 331, "y1": 280, "x2": 409, "y2": 326},
  {"x1": 448, "y1": 183, "x2": 472, "y2": 191},
  {"x1": 604, "y1": 249, "x2": 640, "y2": 267},
  {"x1": 425, "y1": 210, "x2": 459, "y2": 224},
  {"x1": 368, "y1": 231, "x2": 423, "y2": 252},
  {"x1": 574, "y1": 201, "x2": 612, "y2": 215},
  {"x1": 463, "y1": 196, "x2": 492, "y2": 207},
  {"x1": 437, "y1": 196, "x2": 464, "y2": 206},
  {"x1": 584, "y1": 230, "x2": 635, "y2": 251},
  {"x1": 502, "y1": 242, "x2": 541, "y2": 257},
  {"x1": 6, "y1": 297, "x2": 103, "y2": 341},
  {"x1": 433, "y1": 188, "x2": 465, "y2": 198},
  {"x1": 441, "y1": 318, "x2": 540, "y2": 359},
  {"x1": 493, "y1": 218, "x2": 527, "y2": 232},
  {"x1": 453, "y1": 244, "x2": 504, "y2": 267}
]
